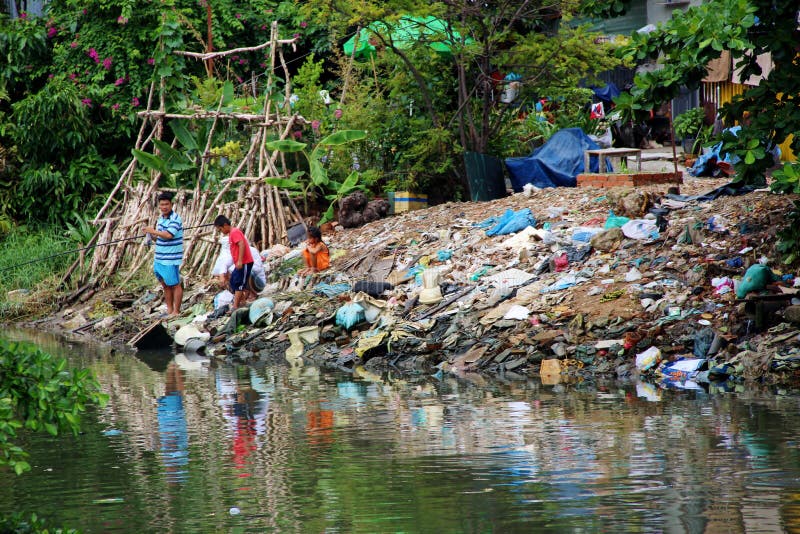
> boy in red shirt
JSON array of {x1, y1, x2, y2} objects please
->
[{"x1": 214, "y1": 215, "x2": 254, "y2": 311}]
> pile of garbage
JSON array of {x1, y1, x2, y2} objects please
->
[{"x1": 52, "y1": 176, "x2": 800, "y2": 390}]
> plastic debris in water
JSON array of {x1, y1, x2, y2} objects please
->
[{"x1": 229, "y1": 507, "x2": 241, "y2": 515}]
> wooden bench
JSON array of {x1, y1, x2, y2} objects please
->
[{"x1": 584, "y1": 148, "x2": 642, "y2": 173}]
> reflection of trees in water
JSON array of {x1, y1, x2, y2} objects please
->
[
  {"x1": 14, "y1": 327, "x2": 800, "y2": 532},
  {"x1": 296, "y1": 374, "x2": 800, "y2": 531}
]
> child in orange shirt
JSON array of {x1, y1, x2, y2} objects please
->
[{"x1": 299, "y1": 226, "x2": 330, "y2": 275}]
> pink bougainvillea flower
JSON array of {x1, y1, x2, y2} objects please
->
[
  {"x1": 114, "y1": 77, "x2": 125, "y2": 86},
  {"x1": 81, "y1": 98, "x2": 92, "y2": 107},
  {"x1": 238, "y1": 59, "x2": 247, "y2": 65},
  {"x1": 102, "y1": 57, "x2": 113, "y2": 70},
  {"x1": 19, "y1": 11, "x2": 27, "y2": 19},
  {"x1": 132, "y1": 97, "x2": 140, "y2": 107},
  {"x1": 117, "y1": 16, "x2": 128, "y2": 24},
  {"x1": 70, "y1": 41, "x2": 78, "y2": 48},
  {"x1": 234, "y1": 13, "x2": 241, "y2": 19},
  {"x1": 68, "y1": 73, "x2": 77, "y2": 80},
  {"x1": 46, "y1": 26, "x2": 58, "y2": 38},
  {"x1": 311, "y1": 120, "x2": 320, "y2": 131},
  {"x1": 259, "y1": 62, "x2": 266, "y2": 68},
  {"x1": 48, "y1": 73, "x2": 54, "y2": 79},
  {"x1": 147, "y1": 58, "x2": 155, "y2": 65},
  {"x1": 82, "y1": 8, "x2": 87, "y2": 14},
  {"x1": 300, "y1": 21, "x2": 308, "y2": 28},
  {"x1": 260, "y1": 24, "x2": 267, "y2": 30},
  {"x1": 111, "y1": 103, "x2": 120, "y2": 110},
  {"x1": 293, "y1": 33, "x2": 300, "y2": 38},
  {"x1": 333, "y1": 108, "x2": 343, "y2": 119},
  {"x1": 87, "y1": 48, "x2": 99, "y2": 63},
  {"x1": 293, "y1": 130, "x2": 302, "y2": 139}
]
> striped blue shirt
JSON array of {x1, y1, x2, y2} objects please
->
[{"x1": 155, "y1": 211, "x2": 183, "y2": 265}]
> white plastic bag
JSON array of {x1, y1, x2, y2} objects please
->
[
  {"x1": 635, "y1": 346, "x2": 660, "y2": 371},
  {"x1": 621, "y1": 219, "x2": 659, "y2": 241}
]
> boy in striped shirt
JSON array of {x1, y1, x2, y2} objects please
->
[{"x1": 144, "y1": 192, "x2": 184, "y2": 316}]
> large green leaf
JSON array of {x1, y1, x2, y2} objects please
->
[
  {"x1": 265, "y1": 178, "x2": 303, "y2": 190},
  {"x1": 169, "y1": 161, "x2": 197, "y2": 172},
  {"x1": 311, "y1": 130, "x2": 366, "y2": 160},
  {"x1": 169, "y1": 120, "x2": 199, "y2": 151},
  {"x1": 310, "y1": 159, "x2": 329, "y2": 186},
  {"x1": 152, "y1": 139, "x2": 187, "y2": 164},
  {"x1": 317, "y1": 129, "x2": 367, "y2": 147},
  {"x1": 320, "y1": 202, "x2": 336, "y2": 225},
  {"x1": 337, "y1": 171, "x2": 361, "y2": 196},
  {"x1": 266, "y1": 139, "x2": 307, "y2": 153},
  {"x1": 132, "y1": 149, "x2": 170, "y2": 176}
]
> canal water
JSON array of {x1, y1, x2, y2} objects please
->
[{"x1": 2, "y1": 330, "x2": 800, "y2": 533}]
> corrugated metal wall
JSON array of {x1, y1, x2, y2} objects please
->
[{"x1": 701, "y1": 81, "x2": 795, "y2": 161}]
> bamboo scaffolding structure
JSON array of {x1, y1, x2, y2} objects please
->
[
  {"x1": 136, "y1": 110, "x2": 307, "y2": 124},
  {"x1": 174, "y1": 38, "x2": 298, "y2": 62},
  {"x1": 75, "y1": 22, "x2": 308, "y2": 293}
]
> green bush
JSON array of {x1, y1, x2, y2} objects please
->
[
  {"x1": 0, "y1": 226, "x2": 73, "y2": 315},
  {"x1": 0, "y1": 338, "x2": 108, "y2": 475},
  {"x1": 673, "y1": 107, "x2": 705, "y2": 140}
]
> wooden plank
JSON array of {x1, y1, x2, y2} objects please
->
[{"x1": 128, "y1": 320, "x2": 173, "y2": 350}]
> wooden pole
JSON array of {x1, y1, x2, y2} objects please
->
[{"x1": 668, "y1": 99, "x2": 679, "y2": 177}]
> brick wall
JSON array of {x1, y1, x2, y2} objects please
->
[{"x1": 576, "y1": 171, "x2": 683, "y2": 188}]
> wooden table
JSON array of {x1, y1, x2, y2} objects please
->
[{"x1": 584, "y1": 147, "x2": 642, "y2": 173}]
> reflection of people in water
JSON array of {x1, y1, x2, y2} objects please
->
[
  {"x1": 216, "y1": 366, "x2": 269, "y2": 478},
  {"x1": 157, "y1": 362, "x2": 189, "y2": 484},
  {"x1": 306, "y1": 401, "x2": 334, "y2": 448}
]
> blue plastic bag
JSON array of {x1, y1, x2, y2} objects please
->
[
  {"x1": 335, "y1": 302, "x2": 366, "y2": 329},
  {"x1": 485, "y1": 208, "x2": 536, "y2": 237}
]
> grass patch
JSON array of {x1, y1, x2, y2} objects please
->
[{"x1": 0, "y1": 225, "x2": 77, "y2": 318}]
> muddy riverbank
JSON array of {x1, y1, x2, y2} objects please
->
[{"x1": 20, "y1": 172, "x2": 800, "y2": 390}]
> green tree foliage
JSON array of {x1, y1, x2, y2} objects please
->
[
  {"x1": 0, "y1": 0, "x2": 313, "y2": 225},
  {"x1": 618, "y1": 0, "x2": 800, "y2": 261},
  {"x1": 0, "y1": 511, "x2": 78, "y2": 534},
  {"x1": 1, "y1": 0, "x2": 629, "y2": 222},
  {"x1": 0, "y1": 339, "x2": 108, "y2": 475},
  {"x1": 618, "y1": 0, "x2": 797, "y2": 186},
  {"x1": 300, "y1": 0, "x2": 625, "y2": 199}
]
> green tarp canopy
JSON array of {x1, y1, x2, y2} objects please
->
[{"x1": 342, "y1": 16, "x2": 469, "y2": 59}]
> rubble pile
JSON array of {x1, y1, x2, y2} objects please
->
[{"x1": 48, "y1": 176, "x2": 800, "y2": 390}]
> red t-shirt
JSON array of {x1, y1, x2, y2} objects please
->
[{"x1": 229, "y1": 227, "x2": 254, "y2": 266}]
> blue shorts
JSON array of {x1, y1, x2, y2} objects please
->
[
  {"x1": 154, "y1": 262, "x2": 182, "y2": 287},
  {"x1": 230, "y1": 263, "x2": 253, "y2": 292}
]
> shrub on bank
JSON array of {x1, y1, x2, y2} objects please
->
[{"x1": 0, "y1": 226, "x2": 74, "y2": 318}]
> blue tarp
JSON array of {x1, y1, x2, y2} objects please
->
[
  {"x1": 505, "y1": 128, "x2": 608, "y2": 191},
  {"x1": 592, "y1": 83, "x2": 620, "y2": 103},
  {"x1": 689, "y1": 126, "x2": 781, "y2": 177},
  {"x1": 689, "y1": 126, "x2": 741, "y2": 177}
]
